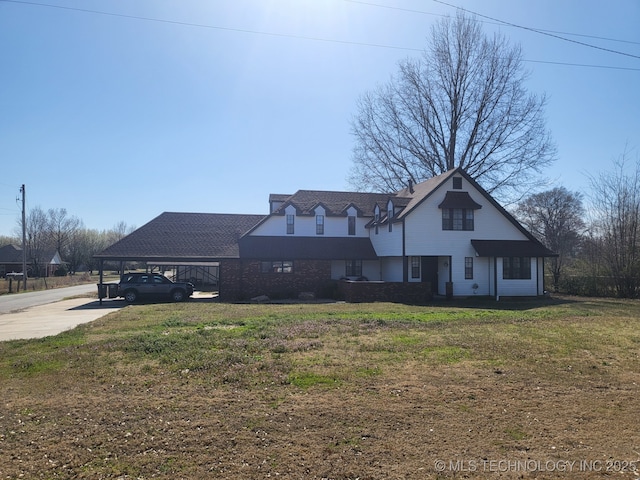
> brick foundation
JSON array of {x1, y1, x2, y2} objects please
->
[
  {"x1": 219, "y1": 259, "x2": 333, "y2": 301},
  {"x1": 338, "y1": 280, "x2": 432, "y2": 304},
  {"x1": 219, "y1": 260, "x2": 433, "y2": 303}
]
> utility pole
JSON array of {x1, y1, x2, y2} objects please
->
[{"x1": 20, "y1": 184, "x2": 27, "y2": 291}]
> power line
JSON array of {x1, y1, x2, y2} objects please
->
[
  {"x1": 2, "y1": 0, "x2": 639, "y2": 71},
  {"x1": 345, "y1": 0, "x2": 640, "y2": 46},
  {"x1": 525, "y1": 59, "x2": 639, "y2": 71},
  {"x1": 430, "y1": 0, "x2": 640, "y2": 60},
  {"x1": 0, "y1": 0, "x2": 423, "y2": 52}
]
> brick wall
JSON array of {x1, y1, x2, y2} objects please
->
[
  {"x1": 219, "y1": 259, "x2": 333, "y2": 301},
  {"x1": 219, "y1": 260, "x2": 433, "y2": 303}
]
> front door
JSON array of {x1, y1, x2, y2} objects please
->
[{"x1": 421, "y1": 256, "x2": 439, "y2": 294}]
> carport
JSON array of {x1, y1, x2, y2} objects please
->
[{"x1": 94, "y1": 212, "x2": 265, "y2": 304}]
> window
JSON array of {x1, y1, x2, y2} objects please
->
[
  {"x1": 374, "y1": 207, "x2": 380, "y2": 235},
  {"x1": 453, "y1": 209, "x2": 463, "y2": 230},
  {"x1": 286, "y1": 214, "x2": 295, "y2": 234},
  {"x1": 442, "y1": 208, "x2": 474, "y2": 231},
  {"x1": 388, "y1": 205, "x2": 393, "y2": 232},
  {"x1": 503, "y1": 257, "x2": 531, "y2": 279},
  {"x1": 411, "y1": 256, "x2": 421, "y2": 279},
  {"x1": 348, "y1": 215, "x2": 356, "y2": 235},
  {"x1": 465, "y1": 257, "x2": 473, "y2": 279},
  {"x1": 316, "y1": 215, "x2": 324, "y2": 235},
  {"x1": 453, "y1": 177, "x2": 462, "y2": 189},
  {"x1": 345, "y1": 259, "x2": 362, "y2": 277},
  {"x1": 465, "y1": 209, "x2": 474, "y2": 230},
  {"x1": 261, "y1": 260, "x2": 293, "y2": 274}
]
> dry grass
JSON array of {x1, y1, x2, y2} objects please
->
[{"x1": 0, "y1": 296, "x2": 639, "y2": 479}]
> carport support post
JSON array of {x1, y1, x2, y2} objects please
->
[{"x1": 99, "y1": 259, "x2": 104, "y2": 305}]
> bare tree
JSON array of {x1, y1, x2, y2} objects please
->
[
  {"x1": 48, "y1": 208, "x2": 83, "y2": 262},
  {"x1": 66, "y1": 228, "x2": 110, "y2": 274},
  {"x1": 12, "y1": 206, "x2": 135, "y2": 277},
  {"x1": 349, "y1": 12, "x2": 556, "y2": 199},
  {"x1": 515, "y1": 187, "x2": 586, "y2": 291},
  {"x1": 19, "y1": 206, "x2": 49, "y2": 276},
  {"x1": 107, "y1": 221, "x2": 135, "y2": 245},
  {"x1": 588, "y1": 152, "x2": 640, "y2": 297},
  {"x1": 0, "y1": 234, "x2": 19, "y2": 247}
]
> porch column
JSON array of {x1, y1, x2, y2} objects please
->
[
  {"x1": 493, "y1": 256, "x2": 499, "y2": 301},
  {"x1": 99, "y1": 259, "x2": 104, "y2": 305}
]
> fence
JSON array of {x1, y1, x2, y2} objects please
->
[{"x1": 0, "y1": 273, "x2": 96, "y2": 296}]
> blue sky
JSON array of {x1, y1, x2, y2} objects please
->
[{"x1": 1, "y1": 0, "x2": 638, "y2": 236}]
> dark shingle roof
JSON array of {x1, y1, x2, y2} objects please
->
[
  {"x1": 471, "y1": 240, "x2": 557, "y2": 257},
  {"x1": 239, "y1": 236, "x2": 378, "y2": 260},
  {"x1": 0, "y1": 244, "x2": 23, "y2": 263},
  {"x1": 273, "y1": 190, "x2": 397, "y2": 217},
  {"x1": 438, "y1": 191, "x2": 483, "y2": 210},
  {"x1": 95, "y1": 212, "x2": 265, "y2": 261}
]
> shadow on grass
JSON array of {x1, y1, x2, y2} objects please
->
[{"x1": 425, "y1": 294, "x2": 580, "y2": 311}]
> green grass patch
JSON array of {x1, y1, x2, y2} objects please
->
[
  {"x1": 2, "y1": 295, "x2": 640, "y2": 478},
  {"x1": 421, "y1": 345, "x2": 470, "y2": 364},
  {"x1": 1, "y1": 296, "x2": 639, "y2": 387},
  {"x1": 505, "y1": 427, "x2": 528, "y2": 441},
  {"x1": 288, "y1": 371, "x2": 341, "y2": 389}
]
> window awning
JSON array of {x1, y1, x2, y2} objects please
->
[
  {"x1": 471, "y1": 240, "x2": 557, "y2": 257},
  {"x1": 438, "y1": 191, "x2": 482, "y2": 210}
]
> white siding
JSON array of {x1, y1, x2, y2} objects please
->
[
  {"x1": 495, "y1": 257, "x2": 538, "y2": 297},
  {"x1": 400, "y1": 179, "x2": 536, "y2": 295},
  {"x1": 452, "y1": 256, "x2": 491, "y2": 296},
  {"x1": 404, "y1": 193, "x2": 529, "y2": 256},
  {"x1": 370, "y1": 222, "x2": 403, "y2": 256},
  {"x1": 537, "y1": 257, "x2": 545, "y2": 294},
  {"x1": 380, "y1": 257, "x2": 403, "y2": 282},
  {"x1": 363, "y1": 260, "x2": 381, "y2": 281},
  {"x1": 401, "y1": 176, "x2": 540, "y2": 297},
  {"x1": 250, "y1": 208, "x2": 371, "y2": 237}
]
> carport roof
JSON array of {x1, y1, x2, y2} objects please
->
[{"x1": 94, "y1": 212, "x2": 265, "y2": 262}]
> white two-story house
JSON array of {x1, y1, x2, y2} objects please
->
[
  {"x1": 235, "y1": 167, "x2": 555, "y2": 300},
  {"x1": 96, "y1": 167, "x2": 555, "y2": 302}
]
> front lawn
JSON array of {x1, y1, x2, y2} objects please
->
[{"x1": 1, "y1": 296, "x2": 638, "y2": 478}]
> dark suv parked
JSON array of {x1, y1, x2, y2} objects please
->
[{"x1": 118, "y1": 273, "x2": 194, "y2": 303}]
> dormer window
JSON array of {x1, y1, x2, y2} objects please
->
[
  {"x1": 286, "y1": 214, "x2": 295, "y2": 234},
  {"x1": 374, "y1": 206, "x2": 380, "y2": 235},
  {"x1": 348, "y1": 215, "x2": 356, "y2": 235},
  {"x1": 387, "y1": 203, "x2": 393, "y2": 232},
  {"x1": 316, "y1": 215, "x2": 324, "y2": 235}
]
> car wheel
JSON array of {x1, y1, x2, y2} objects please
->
[
  {"x1": 171, "y1": 289, "x2": 185, "y2": 302},
  {"x1": 124, "y1": 290, "x2": 137, "y2": 303}
]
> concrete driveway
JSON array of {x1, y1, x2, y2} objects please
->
[{"x1": 0, "y1": 284, "x2": 125, "y2": 341}]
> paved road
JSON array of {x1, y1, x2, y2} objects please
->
[
  {"x1": 0, "y1": 283, "x2": 100, "y2": 314},
  {"x1": 0, "y1": 284, "x2": 124, "y2": 341}
]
